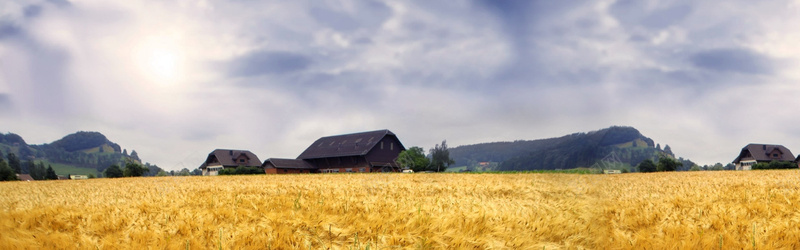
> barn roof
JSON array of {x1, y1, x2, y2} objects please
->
[
  {"x1": 200, "y1": 149, "x2": 262, "y2": 168},
  {"x1": 262, "y1": 158, "x2": 316, "y2": 169},
  {"x1": 16, "y1": 174, "x2": 33, "y2": 181},
  {"x1": 297, "y1": 129, "x2": 404, "y2": 159},
  {"x1": 733, "y1": 144, "x2": 795, "y2": 163}
]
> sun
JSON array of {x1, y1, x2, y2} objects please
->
[{"x1": 133, "y1": 35, "x2": 186, "y2": 87}]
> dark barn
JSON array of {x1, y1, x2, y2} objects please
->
[{"x1": 262, "y1": 129, "x2": 406, "y2": 174}]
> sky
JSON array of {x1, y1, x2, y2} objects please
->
[{"x1": 2, "y1": 0, "x2": 800, "y2": 170}]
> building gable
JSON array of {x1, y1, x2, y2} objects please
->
[{"x1": 200, "y1": 149, "x2": 262, "y2": 169}]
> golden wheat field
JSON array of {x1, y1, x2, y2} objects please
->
[{"x1": 2, "y1": 171, "x2": 800, "y2": 249}]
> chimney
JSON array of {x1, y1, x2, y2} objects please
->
[
  {"x1": 763, "y1": 145, "x2": 766, "y2": 150},
  {"x1": 229, "y1": 150, "x2": 233, "y2": 156}
]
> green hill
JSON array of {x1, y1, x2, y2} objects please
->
[
  {"x1": 0, "y1": 131, "x2": 140, "y2": 176},
  {"x1": 449, "y1": 126, "x2": 691, "y2": 172}
]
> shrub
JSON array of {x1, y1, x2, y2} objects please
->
[
  {"x1": 219, "y1": 166, "x2": 264, "y2": 175},
  {"x1": 752, "y1": 161, "x2": 796, "y2": 170}
]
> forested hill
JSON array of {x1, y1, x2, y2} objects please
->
[
  {"x1": 0, "y1": 131, "x2": 143, "y2": 174},
  {"x1": 450, "y1": 126, "x2": 689, "y2": 171}
]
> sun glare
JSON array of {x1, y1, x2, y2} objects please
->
[{"x1": 134, "y1": 35, "x2": 186, "y2": 87}]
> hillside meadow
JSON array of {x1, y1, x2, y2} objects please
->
[{"x1": 2, "y1": 171, "x2": 800, "y2": 249}]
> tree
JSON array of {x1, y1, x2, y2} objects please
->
[
  {"x1": 179, "y1": 168, "x2": 190, "y2": 176},
  {"x1": 29, "y1": 161, "x2": 46, "y2": 180},
  {"x1": 45, "y1": 165, "x2": 58, "y2": 180},
  {"x1": 105, "y1": 164, "x2": 123, "y2": 178},
  {"x1": 657, "y1": 157, "x2": 681, "y2": 172},
  {"x1": 637, "y1": 159, "x2": 657, "y2": 173},
  {"x1": 123, "y1": 162, "x2": 148, "y2": 177},
  {"x1": 7, "y1": 153, "x2": 20, "y2": 174},
  {"x1": 396, "y1": 146, "x2": 430, "y2": 172},
  {"x1": 191, "y1": 169, "x2": 202, "y2": 175},
  {"x1": 429, "y1": 140, "x2": 455, "y2": 172},
  {"x1": 689, "y1": 165, "x2": 701, "y2": 171},
  {"x1": 23, "y1": 160, "x2": 34, "y2": 175},
  {"x1": 144, "y1": 163, "x2": 164, "y2": 177},
  {"x1": 0, "y1": 160, "x2": 17, "y2": 181},
  {"x1": 156, "y1": 170, "x2": 168, "y2": 176},
  {"x1": 724, "y1": 163, "x2": 735, "y2": 170}
]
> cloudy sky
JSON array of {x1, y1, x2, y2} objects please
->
[{"x1": 2, "y1": 0, "x2": 800, "y2": 170}]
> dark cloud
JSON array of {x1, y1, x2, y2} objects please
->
[
  {"x1": 24, "y1": 5, "x2": 43, "y2": 18},
  {"x1": 309, "y1": 8, "x2": 360, "y2": 31},
  {"x1": 45, "y1": 0, "x2": 72, "y2": 8},
  {"x1": 228, "y1": 51, "x2": 312, "y2": 77},
  {"x1": 610, "y1": 1, "x2": 692, "y2": 29},
  {"x1": 309, "y1": 1, "x2": 391, "y2": 31},
  {"x1": 642, "y1": 5, "x2": 692, "y2": 29},
  {"x1": 0, "y1": 23, "x2": 21, "y2": 40},
  {"x1": 690, "y1": 48, "x2": 774, "y2": 75}
]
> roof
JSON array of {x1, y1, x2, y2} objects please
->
[
  {"x1": 297, "y1": 129, "x2": 405, "y2": 159},
  {"x1": 16, "y1": 174, "x2": 33, "y2": 181},
  {"x1": 262, "y1": 158, "x2": 316, "y2": 169},
  {"x1": 733, "y1": 144, "x2": 795, "y2": 163},
  {"x1": 200, "y1": 149, "x2": 262, "y2": 168}
]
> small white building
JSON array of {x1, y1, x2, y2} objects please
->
[{"x1": 69, "y1": 175, "x2": 88, "y2": 180}]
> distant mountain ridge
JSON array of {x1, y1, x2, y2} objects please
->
[
  {"x1": 450, "y1": 126, "x2": 684, "y2": 171},
  {"x1": 49, "y1": 131, "x2": 122, "y2": 153},
  {"x1": 0, "y1": 131, "x2": 141, "y2": 175}
]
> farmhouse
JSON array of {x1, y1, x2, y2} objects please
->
[
  {"x1": 262, "y1": 129, "x2": 406, "y2": 174},
  {"x1": 16, "y1": 174, "x2": 33, "y2": 181},
  {"x1": 199, "y1": 149, "x2": 262, "y2": 176},
  {"x1": 732, "y1": 144, "x2": 795, "y2": 170}
]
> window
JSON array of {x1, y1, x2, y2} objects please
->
[
  {"x1": 773, "y1": 154, "x2": 779, "y2": 157},
  {"x1": 391, "y1": 143, "x2": 394, "y2": 150},
  {"x1": 346, "y1": 168, "x2": 353, "y2": 173},
  {"x1": 381, "y1": 141, "x2": 384, "y2": 149},
  {"x1": 239, "y1": 159, "x2": 245, "y2": 163},
  {"x1": 359, "y1": 168, "x2": 366, "y2": 172}
]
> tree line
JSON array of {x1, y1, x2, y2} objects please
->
[
  {"x1": 395, "y1": 140, "x2": 455, "y2": 172},
  {"x1": 0, "y1": 152, "x2": 58, "y2": 181}
]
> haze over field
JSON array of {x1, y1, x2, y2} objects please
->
[{"x1": 3, "y1": 0, "x2": 800, "y2": 170}]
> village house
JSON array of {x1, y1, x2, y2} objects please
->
[
  {"x1": 262, "y1": 129, "x2": 406, "y2": 174},
  {"x1": 199, "y1": 149, "x2": 262, "y2": 176},
  {"x1": 732, "y1": 144, "x2": 795, "y2": 170},
  {"x1": 16, "y1": 174, "x2": 33, "y2": 181}
]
